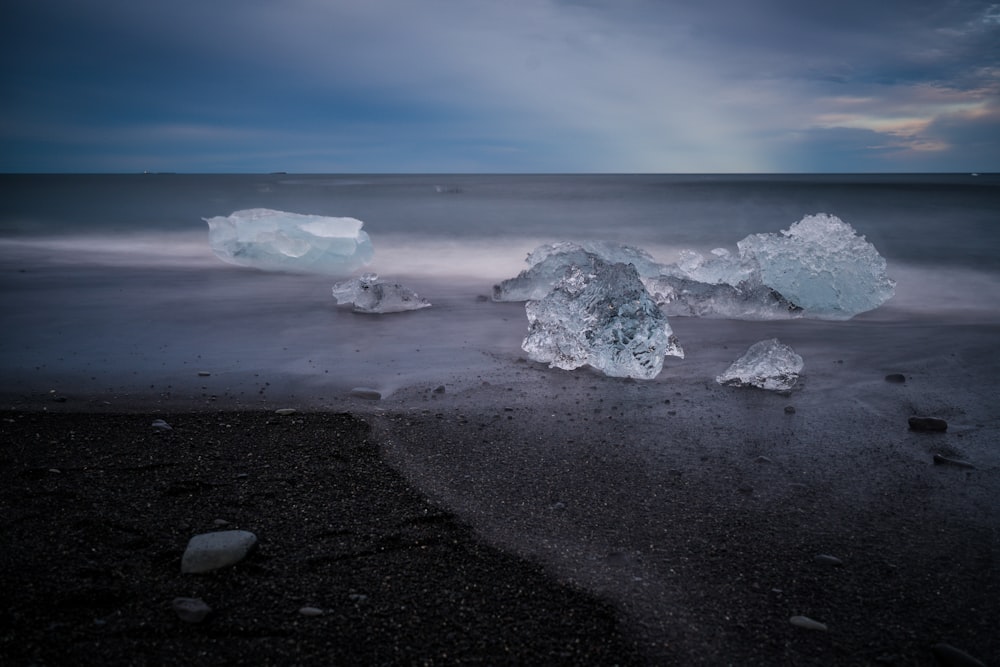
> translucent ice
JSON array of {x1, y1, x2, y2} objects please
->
[
  {"x1": 494, "y1": 241, "x2": 661, "y2": 302},
  {"x1": 737, "y1": 214, "x2": 895, "y2": 320},
  {"x1": 522, "y1": 260, "x2": 683, "y2": 379},
  {"x1": 205, "y1": 208, "x2": 374, "y2": 275},
  {"x1": 332, "y1": 273, "x2": 431, "y2": 314},
  {"x1": 716, "y1": 338, "x2": 803, "y2": 391},
  {"x1": 644, "y1": 274, "x2": 802, "y2": 320}
]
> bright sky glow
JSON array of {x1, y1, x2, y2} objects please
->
[{"x1": 2, "y1": 0, "x2": 997, "y2": 173}]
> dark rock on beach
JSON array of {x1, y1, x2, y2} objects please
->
[{"x1": 909, "y1": 416, "x2": 948, "y2": 432}]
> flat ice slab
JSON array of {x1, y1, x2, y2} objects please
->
[{"x1": 205, "y1": 208, "x2": 374, "y2": 275}]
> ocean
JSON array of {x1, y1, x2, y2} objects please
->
[{"x1": 1, "y1": 173, "x2": 998, "y2": 407}]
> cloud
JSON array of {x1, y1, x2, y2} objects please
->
[{"x1": 2, "y1": 0, "x2": 998, "y2": 172}]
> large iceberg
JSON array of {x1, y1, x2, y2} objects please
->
[
  {"x1": 494, "y1": 214, "x2": 894, "y2": 321},
  {"x1": 716, "y1": 338, "x2": 803, "y2": 392},
  {"x1": 522, "y1": 259, "x2": 684, "y2": 379},
  {"x1": 205, "y1": 208, "x2": 374, "y2": 275},
  {"x1": 737, "y1": 214, "x2": 895, "y2": 320},
  {"x1": 332, "y1": 273, "x2": 431, "y2": 314}
]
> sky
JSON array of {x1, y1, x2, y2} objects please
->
[{"x1": 2, "y1": 0, "x2": 999, "y2": 173}]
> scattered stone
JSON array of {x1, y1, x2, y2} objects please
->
[
  {"x1": 790, "y1": 615, "x2": 828, "y2": 631},
  {"x1": 298, "y1": 606, "x2": 324, "y2": 617},
  {"x1": 931, "y1": 643, "x2": 986, "y2": 667},
  {"x1": 814, "y1": 554, "x2": 843, "y2": 566},
  {"x1": 884, "y1": 373, "x2": 906, "y2": 384},
  {"x1": 212, "y1": 519, "x2": 231, "y2": 526},
  {"x1": 151, "y1": 419, "x2": 172, "y2": 431},
  {"x1": 197, "y1": 371, "x2": 211, "y2": 377},
  {"x1": 181, "y1": 530, "x2": 258, "y2": 574},
  {"x1": 348, "y1": 593, "x2": 369, "y2": 603},
  {"x1": 172, "y1": 597, "x2": 212, "y2": 623},
  {"x1": 350, "y1": 387, "x2": 382, "y2": 400},
  {"x1": 784, "y1": 405, "x2": 796, "y2": 414},
  {"x1": 274, "y1": 408, "x2": 297, "y2": 416},
  {"x1": 755, "y1": 456, "x2": 772, "y2": 464},
  {"x1": 433, "y1": 385, "x2": 446, "y2": 394},
  {"x1": 933, "y1": 454, "x2": 975, "y2": 469},
  {"x1": 909, "y1": 416, "x2": 947, "y2": 432}
]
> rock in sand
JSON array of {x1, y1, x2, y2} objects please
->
[
  {"x1": 172, "y1": 597, "x2": 212, "y2": 623},
  {"x1": 181, "y1": 530, "x2": 258, "y2": 574},
  {"x1": 909, "y1": 416, "x2": 948, "y2": 432}
]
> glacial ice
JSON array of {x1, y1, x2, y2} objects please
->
[
  {"x1": 493, "y1": 241, "x2": 661, "y2": 302},
  {"x1": 204, "y1": 208, "x2": 374, "y2": 275},
  {"x1": 331, "y1": 273, "x2": 431, "y2": 314},
  {"x1": 494, "y1": 214, "x2": 893, "y2": 320},
  {"x1": 521, "y1": 259, "x2": 684, "y2": 379},
  {"x1": 737, "y1": 213, "x2": 895, "y2": 320},
  {"x1": 716, "y1": 338, "x2": 803, "y2": 392}
]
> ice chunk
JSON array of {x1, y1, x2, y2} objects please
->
[
  {"x1": 644, "y1": 274, "x2": 802, "y2": 320},
  {"x1": 737, "y1": 214, "x2": 894, "y2": 319},
  {"x1": 716, "y1": 338, "x2": 803, "y2": 391},
  {"x1": 494, "y1": 241, "x2": 661, "y2": 301},
  {"x1": 205, "y1": 208, "x2": 374, "y2": 275},
  {"x1": 332, "y1": 273, "x2": 431, "y2": 313},
  {"x1": 521, "y1": 260, "x2": 683, "y2": 379}
]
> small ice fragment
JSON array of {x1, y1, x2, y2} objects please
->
[
  {"x1": 737, "y1": 213, "x2": 895, "y2": 319},
  {"x1": 716, "y1": 338, "x2": 803, "y2": 391},
  {"x1": 521, "y1": 259, "x2": 683, "y2": 379},
  {"x1": 332, "y1": 273, "x2": 431, "y2": 314},
  {"x1": 204, "y1": 208, "x2": 373, "y2": 275}
]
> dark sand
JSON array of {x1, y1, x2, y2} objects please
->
[
  {"x1": 0, "y1": 410, "x2": 643, "y2": 665},
  {"x1": 2, "y1": 395, "x2": 998, "y2": 665}
]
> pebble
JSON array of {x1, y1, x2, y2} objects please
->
[
  {"x1": 151, "y1": 419, "x2": 172, "y2": 431},
  {"x1": 298, "y1": 606, "x2": 324, "y2": 616},
  {"x1": 274, "y1": 408, "x2": 297, "y2": 416},
  {"x1": 181, "y1": 530, "x2": 258, "y2": 574},
  {"x1": 789, "y1": 615, "x2": 828, "y2": 631},
  {"x1": 784, "y1": 405, "x2": 796, "y2": 414},
  {"x1": 933, "y1": 454, "x2": 975, "y2": 469},
  {"x1": 931, "y1": 643, "x2": 986, "y2": 667},
  {"x1": 348, "y1": 593, "x2": 369, "y2": 602},
  {"x1": 909, "y1": 416, "x2": 947, "y2": 432},
  {"x1": 350, "y1": 387, "x2": 382, "y2": 400},
  {"x1": 884, "y1": 373, "x2": 906, "y2": 383},
  {"x1": 172, "y1": 597, "x2": 212, "y2": 623},
  {"x1": 814, "y1": 554, "x2": 843, "y2": 566},
  {"x1": 212, "y1": 518, "x2": 231, "y2": 526},
  {"x1": 197, "y1": 371, "x2": 211, "y2": 377},
  {"x1": 433, "y1": 385, "x2": 446, "y2": 394}
]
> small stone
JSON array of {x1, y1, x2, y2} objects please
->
[
  {"x1": 814, "y1": 554, "x2": 843, "y2": 566},
  {"x1": 933, "y1": 454, "x2": 975, "y2": 469},
  {"x1": 931, "y1": 643, "x2": 986, "y2": 667},
  {"x1": 172, "y1": 597, "x2": 212, "y2": 623},
  {"x1": 298, "y1": 606, "x2": 324, "y2": 616},
  {"x1": 212, "y1": 519, "x2": 231, "y2": 526},
  {"x1": 433, "y1": 385, "x2": 446, "y2": 394},
  {"x1": 909, "y1": 416, "x2": 947, "y2": 432},
  {"x1": 274, "y1": 408, "x2": 297, "y2": 416},
  {"x1": 790, "y1": 615, "x2": 827, "y2": 631},
  {"x1": 884, "y1": 373, "x2": 906, "y2": 383},
  {"x1": 348, "y1": 593, "x2": 369, "y2": 603},
  {"x1": 349, "y1": 387, "x2": 382, "y2": 400},
  {"x1": 197, "y1": 371, "x2": 211, "y2": 377},
  {"x1": 151, "y1": 419, "x2": 172, "y2": 431},
  {"x1": 784, "y1": 405, "x2": 796, "y2": 414},
  {"x1": 755, "y1": 456, "x2": 772, "y2": 463},
  {"x1": 181, "y1": 530, "x2": 257, "y2": 574}
]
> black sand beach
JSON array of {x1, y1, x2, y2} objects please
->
[{"x1": 2, "y1": 391, "x2": 998, "y2": 665}]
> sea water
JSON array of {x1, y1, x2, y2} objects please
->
[{"x1": 1, "y1": 173, "x2": 998, "y2": 406}]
